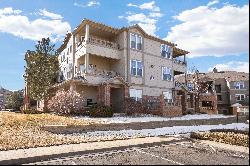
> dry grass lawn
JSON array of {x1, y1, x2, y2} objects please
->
[{"x1": 0, "y1": 112, "x2": 107, "y2": 151}]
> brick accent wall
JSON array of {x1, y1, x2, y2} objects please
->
[
  {"x1": 162, "y1": 106, "x2": 182, "y2": 117},
  {"x1": 162, "y1": 95, "x2": 183, "y2": 117},
  {"x1": 97, "y1": 84, "x2": 111, "y2": 106},
  {"x1": 199, "y1": 94, "x2": 218, "y2": 114},
  {"x1": 143, "y1": 95, "x2": 163, "y2": 115},
  {"x1": 141, "y1": 94, "x2": 183, "y2": 117}
]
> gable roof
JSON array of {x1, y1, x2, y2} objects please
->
[
  {"x1": 175, "y1": 71, "x2": 249, "y2": 83},
  {"x1": 57, "y1": 32, "x2": 72, "y2": 53}
]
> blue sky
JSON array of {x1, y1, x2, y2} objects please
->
[{"x1": 0, "y1": 0, "x2": 249, "y2": 90}]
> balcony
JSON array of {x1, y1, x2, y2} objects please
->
[
  {"x1": 172, "y1": 58, "x2": 186, "y2": 73},
  {"x1": 173, "y1": 58, "x2": 186, "y2": 66},
  {"x1": 76, "y1": 36, "x2": 121, "y2": 60},
  {"x1": 76, "y1": 66, "x2": 120, "y2": 85}
]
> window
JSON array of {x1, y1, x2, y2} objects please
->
[
  {"x1": 202, "y1": 101, "x2": 212, "y2": 107},
  {"x1": 163, "y1": 90, "x2": 173, "y2": 103},
  {"x1": 130, "y1": 33, "x2": 142, "y2": 50},
  {"x1": 67, "y1": 57, "x2": 68, "y2": 64},
  {"x1": 67, "y1": 48, "x2": 69, "y2": 55},
  {"x1": 129, "y1": 89, "x2": 142, "y2": 102},
  {"x1": 162, "y1": 67, "x2": 172, "y2": 81},
  {"x1": 130, "y1": 60, "x2": 143, "y2": 77},
  {"x1": 235, "y1": 94, "x2": 245, "y2": 101},
  {"x1": 187, "y1": 82, "x2": 193, "y2": 90},
  {"x1": 137, "y1": 35, "x2": 142, "y2": 50},
  {"x1": 70, "y1": 45, "x2": 72, "y2": 53},
  {"x1": 62, "y1": 52, "x2": 65, "y2": 62},
  {"x1": 215, "y1": 85, "x2": 221, "y2": 93},
  {"x1": 161, "y1": 44, "x2": 172, "y2": 59},
  {"x1": 79, "y1": 64, "x2": 85, "y2": 73},
  {"x1": 234, "y1": 82, "x2": 244, "y2": 89},
  {"x1": 130, "y1": 33, "x2": 136, "y2": 49},
  {"x1": 217, "y1": 95, "x2": 222, "y2": 101}
]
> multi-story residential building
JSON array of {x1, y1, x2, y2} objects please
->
[
  {"x1": 38, "y1": 19, "x2": 189, "y2": 116},
  {"x1": 175, "y1": 68, "x2": 249, "y2": 115}
]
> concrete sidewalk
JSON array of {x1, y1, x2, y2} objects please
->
[{"x1": 0, "y1": 136, "x2": 182, "y2": 165}]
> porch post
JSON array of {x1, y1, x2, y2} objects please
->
[{"x1": 84, "y1": 24, "x2": 90, "y2": 73}]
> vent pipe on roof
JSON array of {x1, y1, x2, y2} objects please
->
[{"x1": 213, "y1": 67, "x2": 218, "y2": 73}]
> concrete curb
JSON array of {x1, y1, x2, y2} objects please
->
[{"x1": 0, "y1": 137, "x2": 185, "y2": 165}]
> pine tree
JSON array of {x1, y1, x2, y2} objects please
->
[{"x1": 24, "y1": 38, "x2": 59, "y2": 111}]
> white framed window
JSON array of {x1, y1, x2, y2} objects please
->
[
  {"x1": 163, "y1": 90, "x2": 173, "y2": 103},
  {"x1": 129, "y1": 89, "x2": 142, "y2": 102},
  {"x1": 161, "y1": 44, "x2": 173, "y2": 59},
  {"x1": 234, "y1": 82, "x2": 244, "y2": 89},
  {"x1": 187, "y1": 82, "x2": 193, "y2": 90},
  {"x1": 137, "y1": 35, "x2": 142, "y2": 50},
  {"x1": 235, "y1": 94, "x2": 245, "y2": 101},
  {"x1": 162, "y1": 67, "x2": 172, "y2": 81},
  {"x1": 79, "y1": 64, "x2": 85, "y2": 73},
  {"x1": 130, "y1": 33, "x2": 142, "y2": 50},
  {"x1": 130, "y1": 60, "x2": 143, "y2": 77},
  {"x1": 70, "y1": 45, "x2": 72, "y2": 53}
]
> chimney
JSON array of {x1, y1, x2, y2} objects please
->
[{"x1": 213, "y1": 67, "x2": 218, "y2": 73}]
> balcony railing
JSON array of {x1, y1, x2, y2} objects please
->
[
  {"x1": 77, "y1": 36, "x2": 119, "y2": 50},
  {"x1": 200, "y1": 106, "x2": 214, "y2": 110},
  {"x1": 77, "y1": 67, "x2": 120, "y2": 79},
  {"x1": 173, "y1": 59, "x2": 186, "y2": 65}
]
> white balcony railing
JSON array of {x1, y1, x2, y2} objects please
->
[
  {"x1": 76, "y1": 36, "x2": 119, "y2": 50},
  {"x1": 173, "y1": 59, "x2": 186, "y2": 65},
  {"x1": 77, "y1": 66, "x2": 120, "y2": 79}
]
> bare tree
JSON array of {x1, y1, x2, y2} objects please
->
[{"x1": 189, "y1": 67, "x2": 210, "y2": 113}]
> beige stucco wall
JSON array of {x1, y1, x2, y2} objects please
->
[
  {"x1": 76, "y1": 85, "x2": 98, "y2": 106},
  {"x1": 89, "y1": 55, "x2": 112, "y2": 71},
  {"x1": 229, "y1": 80, "x2": 249, "y2": 105},
  {"x1": 111, "y1": 31, "x2": 127, "y2": 78},
  {"x1": 144, "y1": 38, "x2": 161, "y2": 57},
  {"x1": 86, "y1": 43, "x2": 120, "y2": 60},
  {"x1": 130, "y1": 85, "x2": 172, "y2": 97},
  {"x1": 144, "y1": 54, "x2": 174, "y2": 88},
  {"x1": 59, "y1": 35, "x2": 74, "y2": 80}
]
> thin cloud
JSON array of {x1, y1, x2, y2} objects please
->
[
  {"x1": 128, "y1": 1, "x2": 160, "y2": 12},
  {"x1": 0, "y1": 7, "x2": 71, "y2": 42},
  {"x1": 208, "y1": 61, "x2": 249, "y2": 73},
  {"x1": 166, "y1": 3, "x2": 249, "y2": 57},
  {"x1": 74, "y1": 1, "x2": 100, "y2": 8},
  {"x1": 39, "y1": 9, "x2": 63, "y2": 20},
  {"x1": 120, "y1": 1, "x2": 162, "y2": 36}
]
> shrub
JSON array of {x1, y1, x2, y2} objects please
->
[
  {"x1": 123, "y1": 98, "x2": 149, "y2": 116},
  {"x1": 22, "y1": 108, "x2": 42, "y2": 114},
  {"x1": 89, "y1": 104, "x2": 114, "y2": 117},
  {"x1": 47, "y1": 89, "x2": 87, "y2": 115}
]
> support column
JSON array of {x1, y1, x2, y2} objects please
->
[
  {"x1": 84, "y1": 24, "x2": 90, "y2": 73},
  {"x1": 84, "y1": 53, "x2": 89, "y2": 73}
]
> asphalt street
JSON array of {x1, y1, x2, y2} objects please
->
[{"x1": 26, "y1": 139, "x2": 249, "y2": 165}]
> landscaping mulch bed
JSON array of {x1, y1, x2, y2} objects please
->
[{"x1": 190, "y1": 129, "x2": 249, "y2": 147}]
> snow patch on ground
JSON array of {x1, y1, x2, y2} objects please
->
[
  {"x1": 74, "y1": 114, "x2": 235, "y2": 124},
  {"x1": 69, "y1": 123, "x2": 248, "y2": 138}
]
